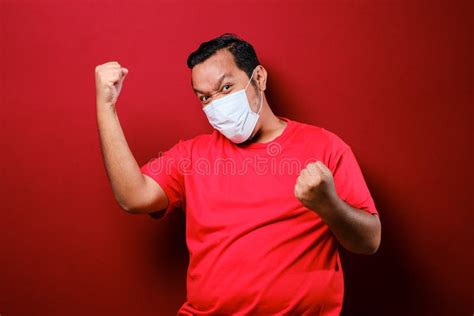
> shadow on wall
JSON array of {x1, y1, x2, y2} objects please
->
[
  {"x1": 339, "y1": 170, "x2": 440, "y2": 316},
  {"x1": 148, "y1": 209, "x2": 189, "y2": 313},
  {"x1": 261, "y1": 64, "x2": 297, "y2": 120},
  {"x1": 339, "y1": 174, "x2": 410, "y2": 315}
]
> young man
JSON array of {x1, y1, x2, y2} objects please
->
[{"x1": 95, "y1": 33, "x2": 381, "y2": 315}]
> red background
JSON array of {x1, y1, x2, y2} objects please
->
[{"x1": 1, "y1": 0, "x2": 472, "y2": 315}]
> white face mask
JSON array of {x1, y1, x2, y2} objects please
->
[{"x1": 202, "y1": 68, "x2": 263, "y2": 144}]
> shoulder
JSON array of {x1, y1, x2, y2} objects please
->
[
  {"x1": 289, "y1": 119, "x2": 351, "y2": 152},
  {"x1": 180, "y1": 130, "x2": 218, "y2": 146},
  {"x1": 170, "y1": 130, "x2": 220, "y2": 153}
]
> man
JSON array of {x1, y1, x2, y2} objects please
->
[{"x1": 95, "y1": 33, "x2": 381, "y2": 315}]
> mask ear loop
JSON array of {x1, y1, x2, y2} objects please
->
[
  {"x1": 245, "y1": 68, "x2": 263, "y2": 115},
  {"x1": 245, "y1": 69, "x2": 256, "y2": 90}
]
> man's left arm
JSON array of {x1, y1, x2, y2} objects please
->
[{"x1": 294, "y1": 160, "x2": 381, "y2": 255}]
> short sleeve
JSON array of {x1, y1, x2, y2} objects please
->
[
  {"x1": 140, "y1": 140, "x2": 188, "y2": 220},
  {"x1": 332, "y1": 146, "x2": 378, "y2": 215}
]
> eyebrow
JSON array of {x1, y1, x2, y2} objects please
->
[{"x1": 193, "y1": 73, "x2": 232, "y2": 95}]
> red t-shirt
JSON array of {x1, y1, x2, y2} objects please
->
[{"x1": 140, "y1": 116, "x2": 378, "y2": 315}]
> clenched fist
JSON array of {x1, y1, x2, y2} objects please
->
[
  {"x1": 95, "y1": 61, "x2": 128, "y2": 107},
  {"x1": 294, "y1": 161, "x2": 339, "y2": 212}
]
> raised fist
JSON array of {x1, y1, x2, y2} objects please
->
[
  {"x1": 95, "y1": 61, "x2": 128, "y2": 107},
  {"x1": 294, "y1": 160, "x2": 338, "y2": 212}
]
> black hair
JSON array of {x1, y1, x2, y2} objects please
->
[{"x1": 187, "y1": 33, "x2": 260, "y2": 82}]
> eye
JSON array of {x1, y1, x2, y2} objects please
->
[
  {"x1": 222, "y1": 84, "x2": 231, "y2": 92},
  {"x1": 200, "y1": 95, "x2": 210, "y2": 102}
]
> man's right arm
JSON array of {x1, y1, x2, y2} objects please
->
[{"x1": 95, "y1": 61, "x2": 168, "y2": 214}]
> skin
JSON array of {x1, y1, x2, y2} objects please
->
[
  {"x1": 95, "y1": 49, "x2": 381, "y2": 255},
  {"x1": 95, "y1": 62, "x2": 169, "y2": 214},
  {"x1": 295, "y1": 161, "x2": 381, "y2": 255}
]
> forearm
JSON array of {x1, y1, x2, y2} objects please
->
[
  {"x1": 316, "y1": 196, "x2": 381, "y2": 255},
  {"x1": 96, "y1": 103, "x2": 146, "y2": 210}
]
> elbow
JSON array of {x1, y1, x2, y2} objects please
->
[
  {"x1": 116, "y1": 195, "x2": 162, "y2": 215},
  {"x1": 349, "y1": 238, "x2": 380, "y2": 255},
  {"x1": 112, "y1": 186, "x2": 149, "y2": 214},
  {"x1": 116, "y1": 196, "x2": 143, "y2": 214},
  {"x1": 363, "y1": 214, "x2": 382, "y2": 255},
  {"x1": 362, "y1": 223, "x2": 382, "y2": 255},
  {"x1": 351, "y1": 220, "x2": 382, "y2": 255},
  {"x1": 363, "y1": 239, "x2": 381, "y2": 255},
  {"x1": 118, "y1": 200, "x2": 136, "y2": 213}
]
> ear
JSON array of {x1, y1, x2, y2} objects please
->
[{"x1": 255, "y1": 65, "x2": 268, "y2": 92}]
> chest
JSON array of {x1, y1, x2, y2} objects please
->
[{"x1": 183, "y1": 149, "x2": 323, "y2": 227}]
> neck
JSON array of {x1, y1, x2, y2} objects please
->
[{"x1": 249, "y1": 101, "x2": 287, "y2": 144}]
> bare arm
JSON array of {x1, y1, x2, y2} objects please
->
[
  {"x1": 295, "y1": 160, "x2": 381, "y2": 255},
  {"x1": 95, "y1": 61, "x2": 168, "y2": 213},
  {"x1": 316, "y1": 197, "x2": 381, "y2": 255}
]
